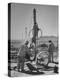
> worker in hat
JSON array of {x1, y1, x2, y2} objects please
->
[
  {"x1": 17, "y1": 41, "x2": 32, "y2": 72},
  {"x1": 47, "y1": 40, "x2": 55, "y2": 65}
]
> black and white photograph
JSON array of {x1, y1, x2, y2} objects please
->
[{"x1": 8, "y1": 3, "x2": 58, "y2": 77}]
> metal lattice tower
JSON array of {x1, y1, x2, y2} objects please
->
[{"x1": 25, "y1": 27, "x2": 27, "y2": 39}]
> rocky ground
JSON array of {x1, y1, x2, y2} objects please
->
[{"x1": 9, "y1": 59, "x2": 58, "y2": 77}]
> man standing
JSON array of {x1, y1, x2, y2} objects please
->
[
  {"x1": 48, "y1": 40, "x2": 55, "y2": 64},
  {"x1": 17, "y1": 41, "x2": 31, "y2": 72}
]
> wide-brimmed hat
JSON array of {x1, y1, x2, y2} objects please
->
[
  {"x1": 25, "y1": 41, "x2": 29, "y2": 45},
  {"x1": 49, "y1": 40, "x2": 52, "y2": 43}
]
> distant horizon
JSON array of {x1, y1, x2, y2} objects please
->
[{"x1": 10, "y1": 35, "x2": 58, "y2": 41}]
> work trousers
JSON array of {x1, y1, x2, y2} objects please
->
[
  {"x1": 48, "y1": 52, "x2": 53, "y2": 63},
  {"x1": 17, "y1": 56, "x2": 25, "y2": 71}
]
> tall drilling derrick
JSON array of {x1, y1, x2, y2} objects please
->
[
  {"x1": 32, "y1": 8, "x2": 39, "y2": 44},
  {"x1": 31, "y1": 8, "x2": 43, "y2": 61}
]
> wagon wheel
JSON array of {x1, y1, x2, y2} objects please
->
[{"x1": 36, "y1": 51, "x2": 49, "y2": 65}]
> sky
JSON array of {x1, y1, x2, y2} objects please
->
[{"x1": 11, "y1": 3, "x2": 58, "y2": 40}]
